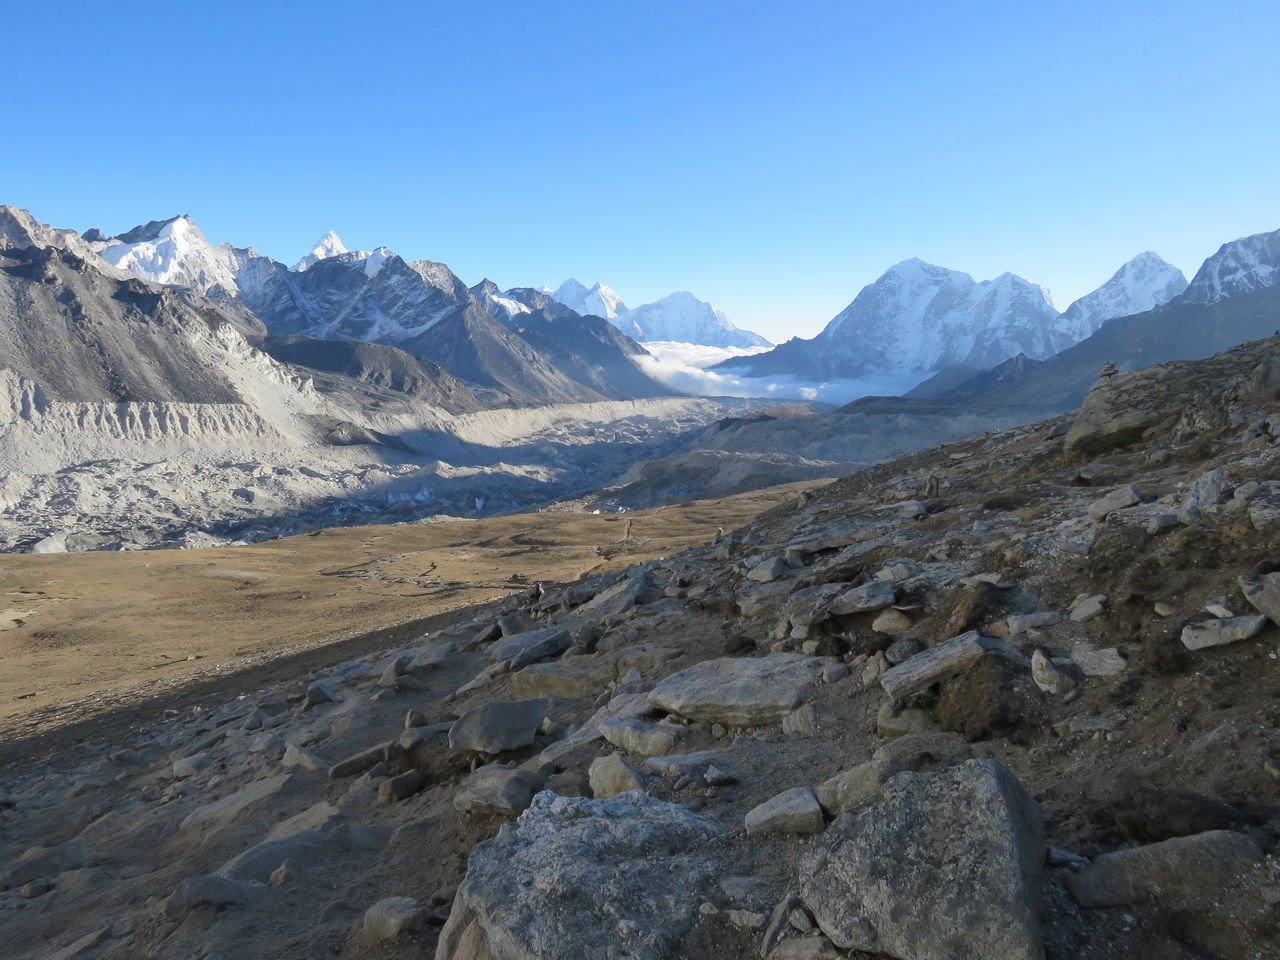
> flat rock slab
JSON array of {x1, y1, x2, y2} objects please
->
[
  {"x1": 1088, "y1": 484, "x2": 1142, "y2": 521},
  {"x1": 454, "y1": 766, "x2": 546, "y2": 817},
  {"x1": 489, "y1": 628, "x2": 572, "y2": 670},
  {"x1": 800, "y1": 759, "x2": 1044, "y2": 960},
  {"x1": 745, "y1": 787, "x2": 825, "y2": 835},
  {"x1": 880, "y1": 631, "x2": 1002, "y2": 699},
  {"x1": 648, "y1": 653, "x2": 824, "y2": 725},
  {"x1": 179, "y1": 774, "x2": 291, "y2": 836},
  {"x1": 510, "y1": 658, "x2": 615, "y2": 701},
  {"x1": 449, "y1": 699, "x2": 548, "y2": 755},
  {"x1": 1067, "y1": 830, "x2": 1263, "y2": 910},
  {"x1": 1181, "y1": 615, "x2": 1267, "y2": 651},
  {"x1": 434, "y1": 792, "x2": 722, "y2": 960},
  {"x1": 600, "y1": 717, "x2": 684, "y2": 756}
]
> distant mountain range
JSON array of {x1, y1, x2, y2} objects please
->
[
  {"x1": 80, "y1": 218, "x2": 671, "y2": 406},
  {"x1": 548, "y1": 279, "x2": 771, "y2": 349},
  {"x1": 715, "y1": 251, "x2": 1188, "y2": 382}
]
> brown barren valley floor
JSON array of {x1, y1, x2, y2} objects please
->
[{"x1": 0, "y1": 481, "x2": 819, "y2": 763}]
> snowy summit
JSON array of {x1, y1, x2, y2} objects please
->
[{"x1": 294, "y1": 230, "x2": 349, "y2": 271}]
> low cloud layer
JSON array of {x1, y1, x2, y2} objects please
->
[{"x1": 637, "y1": 341, "x2": 930, "y2": 406}]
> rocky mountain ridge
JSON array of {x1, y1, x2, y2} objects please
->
[
  {"x1": 4, "y1": 331, "x2": 1280, "y2": 958},
  {"x1": 718, "y1": 251, "x2": 1189, "y2": 383},
  {"x1": 549, "y1": 279, "x2": 772, "y2": 349},
  {"x1": 0, "y1": 209, "x2": 765, "y2": 551},
  {"x1": 80, "y1": 213, "x2": 674, "y2": 407}
]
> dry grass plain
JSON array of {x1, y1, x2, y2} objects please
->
[{"x1": 0, "y1": 481, "x2": 820, "y2": 755}]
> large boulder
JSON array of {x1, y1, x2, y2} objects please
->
[
  {"x1": 489, "y1": 628, "x2": 572, "y2": 670},
  {"x1": 800, "y1": 759, "x2": 1044, "y2": 960},
  {"x1": 648, "y1": 654, "x2": 824, "y2": 725},
  {"x1": 1066, "y1": 830, "x2": 1263, "y2": 909},
  {"x1": 449, "y1": 700, "x2": 548, "y2": 755},
  {"x1": 435, "y1": 792, "x2": 723, "y2": 960}
]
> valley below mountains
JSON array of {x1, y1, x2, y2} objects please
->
[
  {"x1": 3, "y1": 324, "x2": 1280, "y2": 959},
  {"x1": 4, "y1": 205, "x2": 1280, "y2": 555}
]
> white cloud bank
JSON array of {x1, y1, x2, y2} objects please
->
[{"x1": 637, "y1": 341, "x2": 931, "y2": 406}]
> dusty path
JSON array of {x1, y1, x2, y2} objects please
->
[{"x1": 0, "y1": 481, "x2": 819, "y2": 757}]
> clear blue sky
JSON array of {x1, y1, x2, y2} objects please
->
[{"x1": 7, "y1": 0, "x2": 1279, "y2": 342}]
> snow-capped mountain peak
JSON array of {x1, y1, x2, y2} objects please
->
[
  {"x1": 548, "y1": 280, "x2": 770, "y2": 349},
  {"x1": 1061, "y1": 251, "x2": 1187, "y2": 332},
  {"x1": 294, "y1": 230, "x2": 348, "y2": 271},
  {"x1": 94, "y1": 215, "x2": 241, "y2": 298},
  {"x1": 1181, "y1": 227, "x2": 1280, "y2": 305},
  {"x1": 551, "y1": 278, "x2": 626, "y2": 319}
]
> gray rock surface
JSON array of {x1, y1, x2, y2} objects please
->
[
  {"x1": 1240, "y1": 573, "x2": 1280, "y2": 624},
  {"x1": 648, "y1": 653, "x2": 824, "y2": 725},
  {"x1": 1067, "y1": 830, "x2": 1263, "y2": 909},
  {"x1": 449, "y1": 699, "x2": 548, "y2": 755},
  {"x1": 1181, "y1": 615, "x2": 1267, "y2": 651},
  {"x1": 588, "y1": 753, "x2": 648, "y2": 799},
  {"x1": 434, "y1": 792, "x2": 722, "y2": 960},
  {"x1": 454, "y1": 766, "x2": 546, "y2": 817},
  {"x1": 800, "y1": 759, "x2": 1044, "y2": 960},
  {"x1": 744, "y1": 787, "x2": 825, "y2": 835}
]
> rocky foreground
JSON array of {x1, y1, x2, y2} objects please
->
[{"x1": 5, "y1": 337, "x2": 1280, "y2": 959}]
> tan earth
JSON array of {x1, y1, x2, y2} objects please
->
[{"x1": 0, "y1": 481, "x2": 820, "y2": 758}]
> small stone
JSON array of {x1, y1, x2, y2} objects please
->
[
  {"x1": 162, "y1": 875, "x2": 256, "y2": 920},
  {"x1": 1088, "y1": 484, "x2": 1142, "y2": 521},
  {"x1": 281, "y1": 743, "x2": 325, "y2": 772},
  {"x1": 172, "y1": 752, "x2": 213, "y2": 779},
  {"x1": 455, "y1": 766, "x2": 546, "y2": 816},
  {"x1": 1031, "y1": 649, "x2": 1077, "y2": 697},
  {"x1": 328, "y1": 742, "x2": 395, "y2": 779},
  {"x1": 19, "y1": 879, "x2": 52, "y2": 898},
  {"x1": 1070, "y1": 645, "x2": 1126, "y2": 677},
  {"x1": 1180, "y1": 616, "x2": 1267, "y2": 651},
  {"x1": 362, "y1": 896, "x2": 424, "y2": 940},
  {"x1": 861, "y1": 652, "x2": 888, "y2": 689},
  {"x1": 999, "y1": 611, "x2": 1063, "y2": 635},
  {"x1": 748, "y1": 557, "x2": 790, "y2": 583},
  {"x1": 788, "y1": 906, "x2": 816, "y2": 933},
  {"x1": 1069, "y1": 595, "x2": 1107, "y2": 622},
  {"x1": 589, "y1": 753, "x2": 648, "y2": 799},
  {"x1": 872, "y1": 608, "x2": 913, "y2": 634},
  {"x1": 1153, "y1": 602, "x2": 1175, "y2": 617},
  {"x1": 782, "y1": 703, "x2": 822, "y2": 736},
  {"x1": 876, "y1": 703, "x2": 934, "y2": 737},
  {"x1": 404, "y1": 709, "x2": 428, "y2": 729},
  {"x1": 600, "y1": 717, "x2": 684, "y2": 756},
  {"x1": 304, "y1": 683, "x2": 337, "y2": 707},
  {"x1": 744, "y1": 787, "x2": 825, "y2": 835},
  {"x1": 828, "y1": 579, "x2": 896, "y2": 615},
  {"x1": 704, "y1": 765, "x2": 736, "y2": 786},
  {"x1": 377, "y1": 770, "x2": 424, "y2": 804},
  {"x1": 1204, "y1": 603, "x2": 1234, "y2": 619},
  {"x1": 728, "y1": 909, "x2": 766, "y2": 931},
  {"x1": 1146, "y1": 513, "x2": 1179, "y2": 535},
  {"x1": 884, "y1": 636, "x2": 923, "y2": 665},
  {"x1": 822, "y1": 663, "x2": 850, "y2": 684}
]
